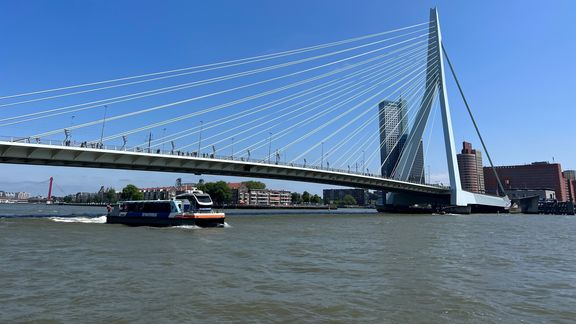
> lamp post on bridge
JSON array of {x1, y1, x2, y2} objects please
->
[
  {"x1": 231, "y1": 137, "x2": 234, "y2": 159},
  {"x1": 99, "y1": 105, "x2": 108, "y2": 148},
  {"x1": 121, "y1": 136, "x2": 127, "y2": 150},
  {"x1": 161, "y1": 128, "x2": 166, "y2": 153},
  {"x1": 362, "y1": 150, "x2": 365, "y2": 175},
  {"x1": 197, "y1": 120, "x2": 203, "y2": 155},
  {"x1": 267, "y1": 132, "x2": 272, "y2": 164},
  {"x1": 321, "y1": 141, "x2": 324, "y2": 169}
]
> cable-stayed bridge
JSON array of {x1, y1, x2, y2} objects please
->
[{"x1": 0, "y1": 8, "x2": 510, "y2": 212}]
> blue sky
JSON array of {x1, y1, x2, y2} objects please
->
[{"x1": 0, "y1": 0, "x2": 574, "y2": 196}]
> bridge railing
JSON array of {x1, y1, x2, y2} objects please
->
[{"x1": 0, "y1": 136, "x2": 448, "y2": 189}]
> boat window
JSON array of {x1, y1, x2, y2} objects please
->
[
  {"x1": 195, "y1": 195, "x2": 212, "y2": 203},
  {"x1": 142, "y1": 202, "x2": 172, "y2": 213},
  {"x1": 181, "y1": 199, "x2": 191, "y2": 212}
]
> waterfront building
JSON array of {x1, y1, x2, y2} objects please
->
[
  {"x1": 227, "y1": 182, "x2": 291, "y2": 206},
  {"x1": 323, "y1": 188, "x2": 368, "y2": 206},
  {"x1": 237, "y1": 188, "x2": 291, "y2": 206},
  {"x1": 456, "y1": 142, "x2": 485, "y2": 193},
  {"x1": 484, "y1": 162, "x2": 568, "y2": 201},
  {"x1": 0, "y1": 191, "x2": 16, "y2": 199},
  {"x1": 16, "y1": 192, "x2": 30, "y2": 200},
  {"x1": 0, "y1": 191, "x2": 30, "y2": 202},
  {"x1": 504, "y1": 188, "x2": 556, "y2": 201},
  {"x1": 563, "y1": 170, "x2": 576, "y2": 202},
  {"x1": 378, "y1": 99, "x2": 424, "y2": 183}
]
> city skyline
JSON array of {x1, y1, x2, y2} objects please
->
[{"x1": 0, "y1": 1, "x2": 574, "y2": 195}]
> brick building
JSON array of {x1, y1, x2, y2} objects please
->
[
  {"x1": 456, "y1": 142, "x2": 485, "y2": 193},
  {"x1": 564, "y1": 170, "x2": 576, "y2": 202},
  {"x1": 484, "y1": 162, "x2": 569, "y2": 202}
]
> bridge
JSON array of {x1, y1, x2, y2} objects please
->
[{"x1": 0, "y1": 8, "x2": 510, "y2": 212}]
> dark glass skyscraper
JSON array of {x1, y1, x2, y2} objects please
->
[{"x1": 378, "y1": 99, "x2": 425, "y2": 183}]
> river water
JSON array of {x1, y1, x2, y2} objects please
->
[{"x1": 1, "y1": 204, "x2": 575, "y2": 323}]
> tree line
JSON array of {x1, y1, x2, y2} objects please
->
[{"x1": 61, "y1": 181, "x2": 331, "y2": 206}]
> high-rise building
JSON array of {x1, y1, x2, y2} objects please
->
[
  {"x1": 378, "y1": 99, "x2": 406, "y2": 177},
  {"x1": 408, "y1": 140, "x2": 425, "y2": 183},
  {"x1": 378, "y1": 99, "x2": 424, "y2": 183},
  {"x1": 484, "y1": 162, "x2": 568, "y2": 201},
  {"x1": 457, "y1": 142, "x2": 485, "y2": 193}
]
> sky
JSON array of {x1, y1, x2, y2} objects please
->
[{"x1": 0, "y1": 0, "x2": 574, "y2": 196}]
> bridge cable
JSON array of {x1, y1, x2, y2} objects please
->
[
  {"x1": 441, "y1": 43, "x2": 507, "y2": 196},
  {"x1": 389, "y1": 73, "x2": 440, "y2": 180},
  {"x1": 287, "y1": 60, "x2": 429, "y2": 163},
  {"x1": 96, "y1": 43, "x2": 429, "y2": 145},
  {"x1": 30, "y1": 36, "x2": 431, "y2": 139},
  {"x1": 314, "y1": 66, "x2": 429, "y2": 168},
  {"x1": 333, "y1": 47, "x2": 439, "y2": 170},
  {"x1": 202, "y1": 53, "x2": 427, "y2": 157},
  {"x1": 373, "y1": 71, "x2": 440, "y2": 177},
  {"x1": 146, "y1": 47, "x2": 427, "y2": 150},
  {"x1": 318, "y1": 46, "x2": 439, "y2": 171},
  {"x1": 210, "y1": 52, "x2": 429, "y2": 158},
  {"x1": 0, "y1": 32, "x2": 433, "y2": 127},
  {"x1": 107, "y1": 43, "x2": 429, "y2": 146},
  {"x1": 332, "y1": 55, "x2": 439, "y2": 169},
  {"x1": 342, "y1": 69, "x2": 438, "y2": 173},
  {"x1": 0, "y1": 28, "x2": 431, "y2": 109},
  {"x1": 0, "y1": 22, "x2": 428, "y2": 101}
]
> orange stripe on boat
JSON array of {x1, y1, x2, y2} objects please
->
[{"x1": 176, "y1": 213, "x2": 225, "y2": 219}]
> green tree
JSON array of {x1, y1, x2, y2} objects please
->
[
  {"x1": 242, "y1": 181, "x2": 266, "y2": 190},
  {"x1": 310, "y1": 194, "x2": 322, "y2": 204},
  {"x1": 342, "y1": 194, "x2": 357, "y2": 206},
  {"x1": 105, "y1": 188, "x2": 117, "y2": 203},
  {"x1": 291, "y1": 192, "x2": 302, "y2": 204},
  {"x1": 121, "y1": 184, "x2": 144, "y2": 201},
  {"x1": 302, "y1": 191, "x2": 310, "y2": 203},
  {"x1": 202, "y1": 181, "x2": 231, "y2": 206}
]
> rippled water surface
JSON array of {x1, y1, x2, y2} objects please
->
[{"x1": 1, "y1": 204, "x2": 575, "y2": 323}]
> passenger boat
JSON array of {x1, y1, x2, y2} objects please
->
[{"x1": 106, "y1": 191, "x2": 225, "y2": 227}]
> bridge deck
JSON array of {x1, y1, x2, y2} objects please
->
[{"x1": 0, "y1": 141, "x2": 449, "y2": 195}]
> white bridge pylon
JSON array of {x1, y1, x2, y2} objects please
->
[{"x1": 394, "y1": 8, "x2": 510, "y2": 208}]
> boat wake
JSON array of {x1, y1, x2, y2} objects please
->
[
  {"x1": 171, "y1": 225, "x2": 201, "y2": 230},
  {"x1": 170, "y1": 222, "x2": 231, "y2": 230},
  {"x1": 49, "y1": 216, "x2": 107, "y2": 224},
  {"x1": 171, "y1": 222, "x2": 231, "y2": 230}
]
